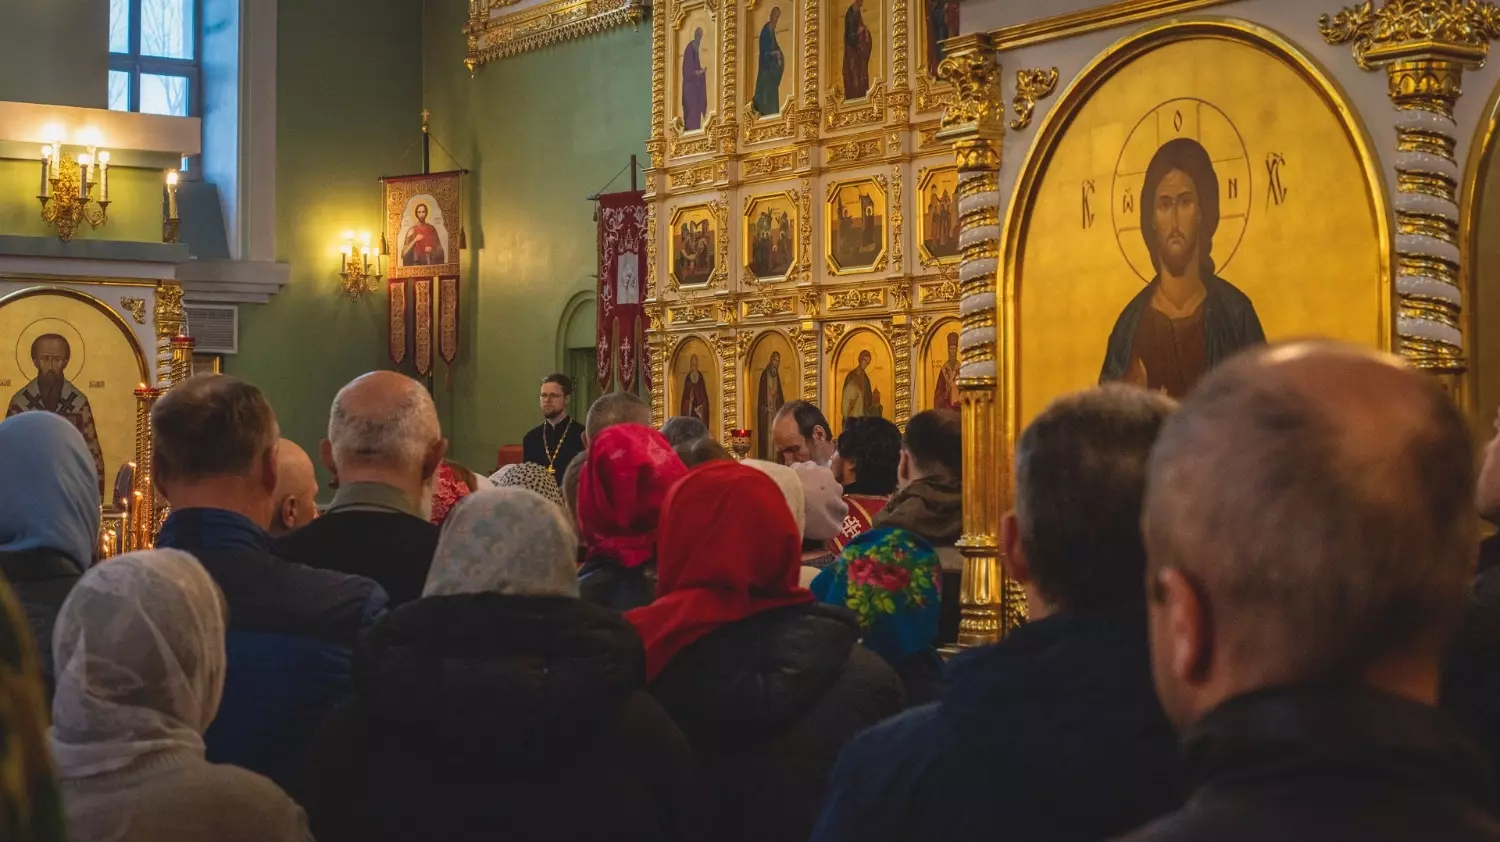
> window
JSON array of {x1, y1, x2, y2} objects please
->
[{"x1": 109, "y1": 0, "x2": 201, "y2": 117}]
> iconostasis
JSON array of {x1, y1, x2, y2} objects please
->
[{"x1": 646, "y1": 0, "x2": 964, "y2": 458}]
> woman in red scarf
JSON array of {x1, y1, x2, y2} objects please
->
[
  {"x1": 576, "y1": 424, "x2": 687, "y2": 610},
  {"x1": 627, "y1": 460, "x2": 904, "y2": 842}
]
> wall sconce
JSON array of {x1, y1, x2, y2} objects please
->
[
  {"x1": 339, "y1": 231, "x2": 384, "y2": 299},
  {"x1": 163, "y1": 169, "x2": 180, "y2": 243},
  {"x1": 37, "y1": 141, "x2": 111, "y2": 241}
]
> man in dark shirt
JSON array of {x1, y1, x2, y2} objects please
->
[
  {"x1": 275, "y1": 371, "x2": 446, "y2": 606},
  {"x1": 522, "y1": 373, "x2": 584, "y2": 485},
  {"x1": 813, "y1": 386, "x2": 1182, "y2": 842},
  {"x1": 152, "y1": 374, "x2": 387, "y2": 798}
]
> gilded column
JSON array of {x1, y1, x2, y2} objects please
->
[
  {"x1": 153, "y1": 283, "x2": 186, "y2": 390},
  {"x1": 1321, "y1": 0, "x2": 1500, "y2": 388},
  {"x1": 936, "y1": 34, "x2": 1012, "y2": 646}
]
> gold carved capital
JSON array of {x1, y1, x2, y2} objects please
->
[
  {"x1": 1320, "y1": 0, "x2": 1500, "y2": 115},
  {"x1": 1009, "y1": 67, "x2": 1059, "y2": 131},
  {"x1": 154, "y1": 283, "x2": 185, "y2": 338},
  {"x1": 937, "y1": 33, "x2": 1004, "y2": 136}
]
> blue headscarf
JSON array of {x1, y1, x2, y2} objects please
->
[
  {"x1": 811, "y1": 526, "x2": 940, "y2": 664},
  {"x1": 0, "y1": 412, "x2": 101, "y2": 570}
]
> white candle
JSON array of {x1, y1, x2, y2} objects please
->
[
  {"x1": 97, "y1": 151, "x2": 110, "y2": 202},
  {"x1": 87, "y1": 146, "x2": 98, "y2": 186},
  {"x1": 77, "y1": 154, "x2": 90, "y2": 199},
  {"x1": 39, "y1": 146, "x2": 50, "y2": 198},
  {"x1": 165, "y1": 170, "x2": 179, "y2": 219}
]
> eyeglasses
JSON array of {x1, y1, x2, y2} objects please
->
[{"x1": 539, "y1": 393, "x2": 565, "y2": 400}]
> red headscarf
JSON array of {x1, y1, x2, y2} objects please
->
[
  {"x1": 577, "y1": 424, "x2": 688, "y2": 569},
  {"x1": 626, "y1": 460, "x2": 813, "y2": 679}
]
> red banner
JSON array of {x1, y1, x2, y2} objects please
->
[
  {"x1": 597, "y1": 190, "x2": 646, "y2": 392},
  {"x1": 413, "y1": 276, "x2": 433, "y2": 377},
  {"x1": 388, "y1": 278, "x2": 408, "y2": 366}
]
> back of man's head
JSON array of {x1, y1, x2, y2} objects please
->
[
  {"x1": 152, "y1": 374, "x2": 278, "y2": 501},
  {"x1": 585, "y1": 391, "x2": 651, "y2": 444},
  {"x1": 1144, "y1": 342, "x2": 1475, "y2": 724},
  {"x1": 1014, "y1": 386, "x2": 1175, "y2": 615},
  {"x1": 326, "y1": 371, "x2": 443, "y2": 485},
  {"x1": 902, "y1": 409, "x2": 961, "y2": 481},
  {"x1": 562, "y1": 450, "x2": 587, "y2": 532},
  {"x1": 676, "y1": 435, "x2": 731, "y2": 468},
  {"x1": 661, "y1": 415, "x2": 709, "y2": 448}
]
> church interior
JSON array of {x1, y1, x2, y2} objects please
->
[{"x1": 8, "y1": 0, "x2": 1500, "y2": 839}]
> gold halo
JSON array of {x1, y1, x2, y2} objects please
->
[
  {"x1": 1110, "y1": 97, "x2": 1251, "y2": 283},
  {"x1": 16, "y1": 318, "x2": 86, "y2": 382}
]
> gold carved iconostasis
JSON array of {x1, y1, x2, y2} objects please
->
[
  {"x1": 646, "y1": 0, "x2": 965, "y2": 457},
  {"x1": 0, "y1": 278, "x2": 193, "y2": 556},
  {"x1": 646, "y1": 0, "x2": 1500, "y2": 643}
]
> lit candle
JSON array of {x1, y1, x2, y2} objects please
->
[
  {"x1": 87, "y1": 146, "x2": 98, "y2": 186},
  {"x1": 39, "y1": 145, "x2": 51, "y2": 198},
  {"x1": 77, "y1": 153, "x2": 91, "y2": 199},
  {"x1": 97, "y1": 151, "x2": 110, "y2": 202},
  {"x1": 165, "y1": 169, "x2": 179, "y2": 219}
]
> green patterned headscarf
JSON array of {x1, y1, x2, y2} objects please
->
[
  {"x1": 810, "y1": 527, "x2": 941, "y2": 664},
  {"x1": 0, "y1": 574, "x2": 64, "y2": 841}
]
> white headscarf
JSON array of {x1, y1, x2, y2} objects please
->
[
  {"x1": 423, "y1": 486, "x2": 580, "y2": 599},
  {"x1": 744, "y1": 459, "x2": 807, "y2": 540},
  {"x1": 49, "y1": 549, "x2": 226, "y2": 780}
]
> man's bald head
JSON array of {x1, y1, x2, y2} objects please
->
[
  {"x1": 1144, "y1": 341, "x2": 1475, "y2": 725},
  {"x1": 585, "y1": 391, "x2": 651, "y2": 445},
  {"x1": 324, "y1": 371, "x2": 445, "y2": 489},
  {"x1": 270, "y1": 438, "x2": 319, "y2": 536}
]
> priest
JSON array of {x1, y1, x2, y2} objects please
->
[{"x1": 523, "y1": 374, "x2": 586, "y2": 486}]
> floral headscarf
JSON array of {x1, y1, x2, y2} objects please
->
[
  {"x1": 429, "y1": 462, "x2": 473, "y2": 526},
  {"x1": 810, "y1": 527, "x2": 940, "y2": 664}
]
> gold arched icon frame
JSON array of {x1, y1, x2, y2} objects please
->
[
  {"x1": 0, "y1": 286, "x2": 151, "y2": 386},
  {"x1": 997, "y1": 17, "x2": 1394, "y2": 460},
  {"x1": 666, "y1": 332, "x2": 720, "y2": 435},
  {"x1": 1459, "y1": 75, "x2": 1500, "y2": 420},
  {"x1": 825, "y1": 323, "x2": 896, "y2": 435}
]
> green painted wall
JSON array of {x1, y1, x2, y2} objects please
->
[
  {"x1": 422, "y1": 4, "x2": 649, "y2": 471},
  {"x1": 226, "y1": 0, "x2": 424, "y2": 492},
  {"x1": 0, "y1": 160, "x2": 166, "y2": 242},
  {"x1": 0, "y1": 0, "x2": 108, "y2": 108}
]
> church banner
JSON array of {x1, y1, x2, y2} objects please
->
[
  {"x1": 381, "y1": 171, "x2": 462, "y2": 280},
  {"x1": 597, "y1": 190, "x2": 647, "y2": 392},
  {"x1": 413, "y1": 276, "x2": 434, "y2": 377},
  {"x1": 388, "y1": 278, "x2": 408, "y2": 366}
]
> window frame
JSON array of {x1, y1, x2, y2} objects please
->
[{"x1": 109, "y1": 0, "x2": 204, "y2": 118}]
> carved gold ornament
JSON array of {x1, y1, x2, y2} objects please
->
[
  {"x1": 1009, "y1": 67, "x2": 1060, "y2": 130},
  {"x1": 464, "y1": 0, "x2": 646, "y2": 69},
  {"x1": 120, "y1": 297, "x2": 147, "y2": 325},
  {"x1": 1320, "y1": 0, "x2": 1500, "y2": 115}
]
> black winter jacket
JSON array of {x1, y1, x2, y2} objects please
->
[
  {"x1": 307, "y1": 593, "x2": 703, "y2": 842},
  {"x1": 1121, "y1": 686, "x2": 1500, "y2": 842},
  {"x1": 578, "y1": 556, "x2": 657, "y2": 612},
  {"x1": 649, "y1": 602, "x2": 904, "y2": 842}
]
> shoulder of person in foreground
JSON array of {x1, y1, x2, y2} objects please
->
[
  {"x1": 810, "y1": 702, "x2": 944, "y2": 842},
  {"x1": 219, "y1": 549, "x2": 389, "y2": 643},
  {"x1": 128, "y1": 762, "x2": 315, "y2": 842}
]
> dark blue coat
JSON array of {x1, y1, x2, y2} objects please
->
[
  {"x1": 156, "y1": 507, "x2": 387, "y2": 798},
  {"x1": 811, "y1": 612, "x2": 1182, "y2": 842}
]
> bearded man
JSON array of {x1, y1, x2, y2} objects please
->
[
  {"x1": 8, "y1": 333, "x2": 104, "y2": 494},
  {"x1": 1098, "y1": 138, "x2": 1264, "y2": 398}
]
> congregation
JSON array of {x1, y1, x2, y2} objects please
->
[{"x1": 3, "y1": 340, "x2": 1500, "y2": 840}]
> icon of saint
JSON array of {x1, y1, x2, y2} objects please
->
[
  {"x1": 843, "y1": 0, "x2": 872, "y2": 99},
  {"x1": 679, "y1": 354, "x2": 711, "y2": 427},
  {"x1": 753, "y1": 7, "x2": 785, "y2": 117},
  {"x1": 934, "y1": 332, "x2": 960, "y2": 411},
  {"x1": 841, "y1": 349, "x2": 881, "y2": 420},
  {"x1": 7, "y1": 333, "x2": 105, "y2": 494},
  {"x1": 681, "y1": 28, "x2": 709, "y2": 131},
  {"x1": 400, "y1": 202, "x2": 446, "y2": 266},
  {"x1": 1099, "y1": 137, "x2": 1265, "y2": 398},
  {"x1": 757, "y1": 351, "x2": 786, "y2": 459}
]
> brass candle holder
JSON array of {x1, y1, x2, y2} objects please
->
[{"x1": 38, "y1": 145, "x2": 111, "y2": 242}]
